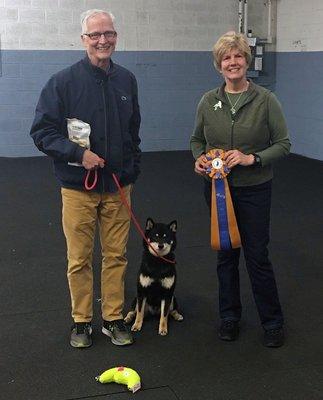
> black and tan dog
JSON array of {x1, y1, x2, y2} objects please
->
[{"x1": 124, "y1": 218, "x2": 183, "y2": 335}]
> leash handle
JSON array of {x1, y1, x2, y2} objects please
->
[
  {"x1": 84, "y1": 169, "x2": 98, "y2": 191},
  {"x1": 111, "y1": 173, "x2": 176, "y2": 265}
]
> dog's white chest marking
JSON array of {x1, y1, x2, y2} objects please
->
[
  {"x1": 139, "y1": 274, "x2": 154, "y2": 287},
  {"x1": 161, "y1": 276, "x2": 175, "y2": 289}
]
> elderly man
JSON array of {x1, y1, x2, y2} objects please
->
[{"x1": 30, "y1": 9, "x2": 141, "y2": 348}]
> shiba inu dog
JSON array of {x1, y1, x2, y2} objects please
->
[{"x1": 124, "y1": 218, "x2": 183, "y2": 335}]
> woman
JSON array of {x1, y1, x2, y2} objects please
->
[{"x1": 190, "y1": 32, "x2": 291, "y2": 347}]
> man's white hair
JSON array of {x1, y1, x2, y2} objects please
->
[{"x1": 80, "y1": 9, "x2": 115, "y2": 34}]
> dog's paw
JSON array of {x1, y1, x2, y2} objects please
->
[
  {"x1": 131, "y1": 322, "x2": 142, "y2": 332},
  {"x1": 158, "y1": 328, "x2": 168, "y2": 336},
  {"x1": 158, "y1": 320, "x2": 168, "y2": 336}
]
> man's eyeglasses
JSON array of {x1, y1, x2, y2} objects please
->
[{"x1": 83, "y1": 31, "x2": 117, "y2": 40}]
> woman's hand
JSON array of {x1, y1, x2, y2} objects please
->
[
  {"x1": 194, "y1": 154, "x2": 211, "y2": 176},
  {"x1": 224, "y1": 150, "x2": 254, "y2": 168}
]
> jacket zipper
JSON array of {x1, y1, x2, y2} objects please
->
[
  {"x1": 230, "y1": 117, "x2": 235, "y2": 149},
  {"x1": 221, "y1": 95, "x2": 235, "y2": 150},
  {"x1": 221, "y1": 90, "x2": 251, "y2": 149},
  {"x1": 101, "y1": 80, "x2": 108, "y2": 192}
]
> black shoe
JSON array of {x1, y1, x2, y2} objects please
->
[
  {"x1": 102, "y1": 319, "x2": 133, "y2": 346},
  {"x1": 70, "y1": 322, "x2": 92, "y2": 348},
  {"x1": 218, "y1": 320, "x2": 239, "y2": 341},
  {"x1": 263, "y1": 327, "x2": 284, "y2": 348}
]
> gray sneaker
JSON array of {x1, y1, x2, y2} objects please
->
[
  {"x1": 70, "y1": 322, "x2": 92, "y2": 348},
  {"x1": 102, "y1": 319, "x2": 133, "y2": 346}
]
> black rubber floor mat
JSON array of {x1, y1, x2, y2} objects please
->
[{"x1": 78, "y1": 386, "x2": 178, "y2": 399}]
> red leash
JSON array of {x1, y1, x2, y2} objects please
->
[
  {"x1": 84, "y1": 169, "x2": 98, "y2": 191},
  {"x1": 84, "y1": 168, "x2": 175, "y2": 264}
]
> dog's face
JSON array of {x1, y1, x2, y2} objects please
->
[{"x1": 145, "y1": 218, "x2": 177, "y2": 257}]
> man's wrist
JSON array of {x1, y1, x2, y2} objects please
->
[{"x1": 75, "y1": 146, "x2": 87, "y2": 164}]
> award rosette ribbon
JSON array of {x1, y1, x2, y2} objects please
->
[{"x1": 205, "y1": 149, "x2": 241, "y2": 251}]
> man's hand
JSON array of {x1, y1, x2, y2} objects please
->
[
  {"x1": 194, "y1": 154, "x2": 211, "y2": 176},
  {"x1": 82, "y1": 149, "x2": 105, "y2": 170},
  {"x1": 224, "y1": 150, "x2": 254, "y2": 169}
]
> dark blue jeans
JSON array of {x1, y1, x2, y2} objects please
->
[{"x1": 204, "y1": 179, "x2": 284, "y2": 330}]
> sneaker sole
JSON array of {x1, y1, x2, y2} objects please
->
[
  {"x1": 218, "y1": 333, "x2": 239, "y2": 341},
  {"x1": 102, "y1": 326, "x2": 133, "y2": 346},
  {"x1": 70, "y1": 339, "x2": 92, "y2": 348},
  {"x1": 264, "y1": 341, "x2": 284, "y2": 348}
]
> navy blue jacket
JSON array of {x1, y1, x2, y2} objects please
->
[{"x1": 30, "y1": 56, "x2": 141, "y2": 192}]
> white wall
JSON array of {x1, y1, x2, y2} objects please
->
[
  {"x1": 0, "y1": 0, "x2": 274, "y2": 51},
  {"x1": 275, "y1": 0, "x2": 323, "y2": 160},
  {"x1": 277, "y1": 0, "x2": 323, "y2": 52}
]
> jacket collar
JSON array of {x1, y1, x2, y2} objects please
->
[{"x1": 82, "y1": 55, "x2": 116, "y2": 80}]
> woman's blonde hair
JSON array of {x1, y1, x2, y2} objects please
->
[{"x1": 212, "y1": 31, "x2": 252, "y2": 71}]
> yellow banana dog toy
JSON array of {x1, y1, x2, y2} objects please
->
[{"x1": 95, "y1": 366, "x2": 141, "y2": 393}]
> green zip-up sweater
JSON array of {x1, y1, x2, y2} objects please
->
[{"x1": 190, "y1": 81, "x2": 291, "y2": 187}]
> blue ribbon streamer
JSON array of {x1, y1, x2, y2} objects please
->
[{"x1": 214, "y1": 179, "x2": 231, "y2": 250}]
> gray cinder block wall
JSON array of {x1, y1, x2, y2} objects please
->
[{"x1": 0, "y1": 0, "x2": 322, "y2": 160}]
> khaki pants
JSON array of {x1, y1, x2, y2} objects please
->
[{"x1": 61, "y1": 186, "x2": 132, "y2": 323}]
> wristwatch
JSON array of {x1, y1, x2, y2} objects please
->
[{"x1": 252, "y1": 153, "x2": 262, "y2": 166}]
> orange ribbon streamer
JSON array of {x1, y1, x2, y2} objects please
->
[{"x1": 206, "y1": 149, "x2": 241, "y2": 251}]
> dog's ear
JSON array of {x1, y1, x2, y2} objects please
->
[
  {"x1": 168, "y1": 220, "x2": 177, "y2": 232},
  {"x1": 146, "y1": 218, "x2": 154, "y2": 231}
]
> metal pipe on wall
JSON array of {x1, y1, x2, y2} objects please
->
[
  {"x1": 266, "y1": 0, "x2": 273, "y2": 43},
  {"x1": 243, "y1": 0, "x2": 248, "y2": 35},
  {"x1": 238, "y1": 0, "x2": 244, "y2": 33}
]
